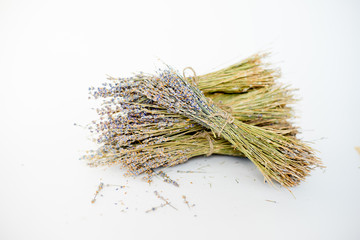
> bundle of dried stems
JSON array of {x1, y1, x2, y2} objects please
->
[{"x1": 82, "y1": 53, "x2": 322, "y2": 188}]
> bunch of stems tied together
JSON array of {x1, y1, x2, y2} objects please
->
[{"x1": 83, "y1": 53, "x2": 322, "y2": 188}]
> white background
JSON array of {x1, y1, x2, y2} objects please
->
[{"x1": 1, "y1": 0, "x2": 360, "y2": 239}]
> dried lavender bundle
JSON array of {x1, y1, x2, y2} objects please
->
[
  {"x1": 85, "y1": 85, "x2": 298, "y2": 156},
  {"x1": 83, "y1": 53, "x2": 322, "y2": 187},
  {"x1": 84, "y1": 68, "x2": 321, "y2": 187}
]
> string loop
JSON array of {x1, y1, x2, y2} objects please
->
[{"x1": 183, "y1": 67, "x2": 199, "y2": 86}]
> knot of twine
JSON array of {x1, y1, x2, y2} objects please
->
[
  {"x1": 207, "y1": 98, "x2": 235, "y2": 137},
  {"x1": 214, "y1": 112, "x2": 235, "y2": 137},
  {"x1": 183, "y1": 66, "x2": 199, "y2": 87},
  {"x1": 190, "y1": 131, "x2": 214, "y2": 157}
]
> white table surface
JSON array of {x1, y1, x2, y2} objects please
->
[{"x1": 1, "y1": 0, "x2": 359, "y2": 239}]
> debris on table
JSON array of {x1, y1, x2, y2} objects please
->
[
  {"x1": 157, "y1": 171, "x2": 179, "y2": 187},
  {"x1": 177, "y1": 170, "x2": 206, "y2": 173},
  {"x1": 355, "y1": 146, "x2": 360, "y2": 155},
  {"x1": 146, "y1": 191, "x2": 177, "y2": 213},
  {"x1": 154, "y1": 191, "x2": 177, "y2": 210},
  {"x1": 91, "y1": 182, "x2": 104, "y2": 204},
  {"x1": 182, "y1": 195, "x2": 195, "y2": 208},
  {"x1": 145, "y1": 202, "x2": 169, "y2": 213}
]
